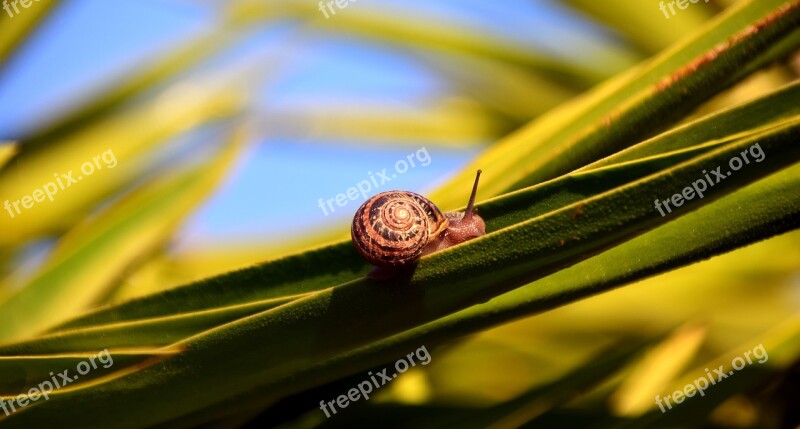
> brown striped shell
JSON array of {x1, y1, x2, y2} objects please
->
[{"x1": 351, "y1": 191, "x2": 448, "y2": 267}]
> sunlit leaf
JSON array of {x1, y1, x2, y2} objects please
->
[
  {"x1": 262, "y1": 98, "x2": 505, "y2": 145},
  {"x1": 610, "y1": 323, "x2": 707, "y2": 416},
  {"x1": 0, "y1": 143, "x2": 16, "y2": 170}
]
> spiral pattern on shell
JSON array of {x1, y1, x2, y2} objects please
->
[{"x1": 351, "y1": 191, "x2": 448, "y2": 267}]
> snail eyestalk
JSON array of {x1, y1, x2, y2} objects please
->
[{"x1": 464, "y1": 170, "x2": 482, "y2": 220}]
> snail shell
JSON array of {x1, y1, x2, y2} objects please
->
[
  {"x1": 351, "y1": 170, "x2": 485, "y2": 270},
  {"x1": 351, "y1": 191, "x2": 448, "y2": 267}
]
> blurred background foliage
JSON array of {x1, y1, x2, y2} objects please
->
[{"x1": 0, "y1": 0, "x2": 798, "y2": 428}]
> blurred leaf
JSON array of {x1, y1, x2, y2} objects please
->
[
  {"x1": 417, "y1": 51, "x2": 579, "y2": 121},
  {"x1": 613, "y1": 316, "x2": 800, "y2": 428},
  {"x1": 0, "y1": 143, "x2": 16, "y2": 169},
  {"x1": 0, "y1": 80, "x2": 244, "y2": 246},
  {"x1": 19, "y1": 29, "x2": 241, "y2": 151},
  {"x1": 610, "y1": 323, "x2": 708, "y2": 416},
  {"x1": 0, "y1": 127, "x2": 246, "y2": 344},
  {"x1": 564, "y1": 0, "x2": 718, "y2": 54},
  {"x1": 277, "y1": 338, "x2": 656, "y2": 429},
  {"x1": 227, "y1": 0, "x2": 615, "y2": 88},
  {"x1": 0, "y1": 0, "x2": 60, "y2": 75},
  {"x1": 430, "y1": 0, "x2": 800, "y2": 209},
  {"x1": 262, "y1": 97, "x2": 506, "y2": 145},
  {"x1": 450, "y1": 338, "x2": 659, "y2": 429}
]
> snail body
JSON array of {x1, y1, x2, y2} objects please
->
[{"x1": 351, "y1": 170, "x2": 485, "y2": 269}]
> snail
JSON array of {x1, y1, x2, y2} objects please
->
[{"x1": 351, "y1": 170, "x2": 485, "y2": 272}]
